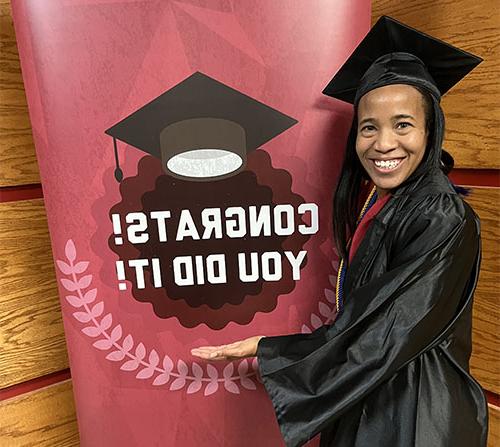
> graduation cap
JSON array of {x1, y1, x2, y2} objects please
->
[
  {"x1": 105, "y1": 72, "x2": 297, "y2": 182},
  {"x1": 322, "y1": 16, "x2": 483, "y2": 104}
]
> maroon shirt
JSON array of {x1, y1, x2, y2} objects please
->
[{"x1": 349, "y1": 193, "x2": 392, "y2": 263}]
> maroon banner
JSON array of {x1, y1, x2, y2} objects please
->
[{"x1": 12, "y1": 1, "x2": 370, "y2": 445}]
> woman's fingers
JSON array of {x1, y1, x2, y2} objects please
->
[
  {"x1": 191, "y1": 347, "x2": 218, "y2": 352},
  {"x1": 190, "y1": 346, "x2": 227, "y2": 359},
  {"x1": 191, "y1": 336, "x2": 264, "y2": 360},
  {"x1": 190, "y1": 347, "x2": 219, "y2": 356},
  {"x1": 190, "y1": 345, "x2": 242, "y2": 361}
]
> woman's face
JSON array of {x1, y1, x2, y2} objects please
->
[{"x1": 356, "y1": 84, "x2": 428, "y2": 198}]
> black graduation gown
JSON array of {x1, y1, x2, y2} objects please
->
[{"x1": 256, "y1": 167, "x2": 488, "y2": 447}]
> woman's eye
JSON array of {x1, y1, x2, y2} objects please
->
[
  {"x1": 361, "y1": 125, "x2": 375, "y2": 132},
  {"x1": 396, "y1": 122, "x2": 412, "y2": 129}
]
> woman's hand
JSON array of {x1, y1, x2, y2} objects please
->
[{"x1": 190, "y1": 335, "x2": 266, "y2": 361}]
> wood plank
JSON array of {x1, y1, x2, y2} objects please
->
[
  {"x1": 488, "y1": 404, "x2": 499, "y2": 447},
  {"x1": 0, "y1": 199, "x2": 69, "y2": 389},
  {"x1": 0, "y1": 0, "x2": 40, "y2": 187},
  {"x1": 372, "y1": 0, "x2": 500, "y2": 169},
  {"x1": 466, "y1": 188, "x2": 500, "y2": 394},
  {"x1": 0, "y1": 380, "x2": 79, "y2": 447}
]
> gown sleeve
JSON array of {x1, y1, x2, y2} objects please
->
[{"x1": 256, "y1": 193, "x2": 480, "y2": 447}]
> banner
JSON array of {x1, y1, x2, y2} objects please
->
[{"x1": 11, "y1": 1, "x2": 370, "y2": 445}]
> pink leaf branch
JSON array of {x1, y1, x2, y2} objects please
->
[
  {"x1": 301, "y1": 254, "x2": 340, "y2": 333},
  {"x1": 58, "y1": 239, "x2": 261, "y2": 394}
]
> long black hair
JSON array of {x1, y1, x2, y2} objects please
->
[{"x1": 332, "y1": 86, "x2": 447, "y2": 261}]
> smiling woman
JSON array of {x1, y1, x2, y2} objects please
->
[{"x1": 191, "y1": 16, "x2": 488, "y2": 447}]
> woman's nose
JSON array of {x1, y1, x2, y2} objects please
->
[{"x1": 374, "y1": 129, "x2": 398, "y2": 153}]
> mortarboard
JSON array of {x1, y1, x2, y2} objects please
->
[
  {"x1": 105, "y1": 72, "x2": 297, "y2": 182},
  {"x1": 322, "y1": 16, "x2": 483, "y2": 104}
]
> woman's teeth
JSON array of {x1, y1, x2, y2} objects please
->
[{"x1": 373, "y1": 159, "x2": 403, "y2": 170}]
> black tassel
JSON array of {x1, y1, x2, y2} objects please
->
[
  {"x1": 113, "y1": 138, "x2": 123, "y2": 182},
  {"x1": 452, "y1": 184, "x2": 471, "y2": 197},
  {"x1": 440, "y1": 150, "x2": 470, "y2": 196}
]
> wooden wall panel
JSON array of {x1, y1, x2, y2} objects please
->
[
  {"x1": 467, "y1": 188, "x2": 500, "y2": 394},
  {"x1": 0, "y1": 0, "x2": 40, "y2": 187},
  {"x1": 0, "y1": 380, "x2": 79, "y2": 447},
  {"x1": 371, "y1": 0, "x2": 500, "y2": 169},
  {"x1": 0, "y1": 199, "x2": 69, "y2": 388}
]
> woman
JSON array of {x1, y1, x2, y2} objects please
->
[{"x1": 191, "y1": 17, "x2": 488, "y2": 447}]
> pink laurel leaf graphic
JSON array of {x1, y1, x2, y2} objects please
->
[
  {"x1": 240, "y1": 376, "x2": 257, "y2": 390},
  {"x1": 223, "y1": 363, "x2": 240, "y2": 394},
  {"x1": 82, "y1": 326, "x2": 101, "y2": 337},
  {"x1": 170, "y1": 377, "x2": 186, "y2": 391},
  {"x1": 310, "y1": 313, "x2": 322, "y2": 329},
  {"x1": 251, "y1": 358, "x2": 258, "y2": 370},
  {"x1": 60, "y1": 238, "x2": 318, "y2": 394},
  {"x1": 122, "y1": 334, "x2": 134, "y2": 352},
  {"x1": 187, "y1": 362, "x2": 203, "y2": 394},
  {"x1": 136, "y1": 366, "x2": 156, "y2": 379},
  {"x1": 169, "y1": 360, "x2": 188, "y2": 390},
  {"x1": 324, "y1": 288, "x2": 336, "y2": 304},
  {"x1": 318, "y1": 302, "x2": 332, "y2": 318},
  {"x1": 329, "y1": 275, "x2": 337, "y2": 287},
  {"x1": 224, "y1": 378, "x2": 240, "y2": 394},
  {"x1": 301, "y1": 324, "x2": 312, "y2": 334},
  {"x1": 204, "y1": 380, "x2": 219, "y2": 396},
  {"x1": 331, "y1": 259, "x2": 340, "y2": 271},
  {"x1": 73, "y1": 312, "x2": 92, "y2": 323},
  {"x1": 57, "y1": 260, "x2": 73, "y2": 275},
  {"x1": 148, "y1": 350, "x2": 160, "y2": 368},
  {"x1": 65, "y1": 240, "x2": 76, "y2": 262},
  {"x1": 252, "y1": 358, "x2": 263, "y2": 383},
  {"x1": 121, "y1": 359, "x2": 140, "y2": 371},
  {"x1": 82, "y1": 289, "x2": 97, "y2": 304},
  {"x1": 205, "y1": 363, "x2": 219, "y2": 395},
  {"x1": 77, "y1": 275, "x2": 93, "y2": 289},
  {"x1": 106, "y1": 350, "x2": 126, "y2": 361},
  {"x1": 110, "y1": 325, "x2": 123, "y2": 343},
  {"x1": 153, "y1": 373, "x2": 171, "y2": 386},
  {"x1": 135, "y1": 343, "x2": 146, "y2": 360},
  {"x1": 237, "y1": 360, "x2": 248, "y2": 376},
  {"x1": 100, "y1": 314, "x2": 113, "y2": 331},
  {"x1": 65, "y1": 295, "x2": 83, "y2": 307},
  {"x1": 192, "y1": 362, "x2": 203, "y2": 379},
  {"x1": 163, "y1": 355, "x2": 174, "y2": 373},
  {"x1": 177, "y1": 359, "x2": 188, "y2": 376},
  {"x1": 238, "y1": 360, "x2": 256, "y2": 389},
  {"x1": 90, "y1": 302, "x2": 104, "y2": 318},
  {"x1": 207, "y1": 364, "x2": 218, "y2": 380},
  {"x1": 73, "y1": 261, "x2": 89, "y2": 274},
  {"x1": 187, "y1": 380, "x2": 202, "y2": 394},
  {"x1": 223, "y1": 363, "x2": 234, "y2": 379},
  {"x1": 93, "y1": 338, "x2": 113, "y2": 350},
  {"x1": 61, "y1": 279, "x2": 79, "y2": 292}
]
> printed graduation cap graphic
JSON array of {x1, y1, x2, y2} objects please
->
[
  {"x1": 322, "y1": 15, "x2": 483, "y2": 104},
  {"x1": 106, "y1": 72, "x2": 298, "y2": 182}
]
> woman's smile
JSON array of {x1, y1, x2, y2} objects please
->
[{"x1": 370, "y1": 157, "x2": 406, "y2": 172}]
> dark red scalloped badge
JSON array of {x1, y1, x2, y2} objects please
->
[{"x1": 106, "y1": 149, "x2": 319, "y2": 330}]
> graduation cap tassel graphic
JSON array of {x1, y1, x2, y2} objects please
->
[
  {"x1": 106, "y1": 72, "x2": 298, "y2": 182},
  {"x1": 113, "y1": 137, "x2": 123, "y2": 182}
]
